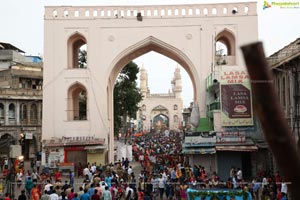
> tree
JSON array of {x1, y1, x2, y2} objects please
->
[
  {"x1": 114, "y1": 61, "x2": 143, "y2": 137},
  {"x1": 78, "y1": 49, "x2": 87, "y2": 68}
]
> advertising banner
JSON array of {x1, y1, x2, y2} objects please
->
[{"x1": 220, "y1": 66, "x2": 253, "y2": 126}]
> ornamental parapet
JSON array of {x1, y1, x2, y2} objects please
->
[{"x1": 45, "y1": 2, "x2": 257, "y2": 20}]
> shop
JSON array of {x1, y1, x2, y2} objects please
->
[{"x1": 42, "y1": 136, "x2": 106, "y2": 169}]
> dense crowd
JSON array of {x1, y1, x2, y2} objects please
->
[{"x1": 1, "y1": 131, "x2": 289, "y2": 200}]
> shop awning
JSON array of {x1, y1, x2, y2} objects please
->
[
  {"x1": 216, "y1": 145, "x2": 258, "y2": 152},
  {"x1": 182, "y1": 147, "x2": 216, "y2": 155}
]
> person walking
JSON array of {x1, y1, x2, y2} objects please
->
[
  {"x1": 25, "y1": 177, "x2": 34, "y2": 198},
  {"x1": 91, "y1": 190, "x2": 101, "y2": 200},
  {"x1": 31, "y1": 184, "x2": 41, "y2": 200},
  {"x1": 18, "y1": 190, "x2": 27, "y2": 200},
  {"x1": 4, "y1": 193, "x2": 11, "y2": 200},
  {"x1": 102, "y1": 186, "x2": 112, "y2": 200}
]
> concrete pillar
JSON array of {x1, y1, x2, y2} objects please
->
[{"x1": 5, "y1": 102, "x2": 9, "y2": 125}]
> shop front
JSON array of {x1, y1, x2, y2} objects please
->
[{"x1": 42, "y1": 137, "x2": 106, "y2": 170}]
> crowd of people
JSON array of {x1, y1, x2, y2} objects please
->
[{"x1": 1, "y1": 131, "x2": 290, "y2": 200}]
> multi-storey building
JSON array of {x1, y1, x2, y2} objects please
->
[
  {"x1": 0, "y1": 42, "x2": 43, "y2": 160},
  {"x1": 267, "y1": 38, "x2": 300, "y2": 162}
]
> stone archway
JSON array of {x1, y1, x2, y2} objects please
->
[{"x1": 107, "y1": 36, "x2": 199, "y2": 161}]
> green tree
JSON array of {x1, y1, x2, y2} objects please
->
[
  {"x1": 78, "y1": 49, "x2": 87, "y2": 68},
  {"x1": 114, "y1": 61, "x2": 143, "y2": 137}
]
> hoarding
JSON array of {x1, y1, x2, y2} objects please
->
[{"x1": 220, "y1": 66, "x2": 253, "y2": 126}]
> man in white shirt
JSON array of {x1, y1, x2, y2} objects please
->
[
  {"x1": 91, "y1": 163, "x2": 96, "y2": 174},
  {"x1": 83, "y1": 167, "x2": 89, "y2": 177},
  {"x1": 127, "y1": 166, "x2": 133, "y2": 175},
  {"x1": 49, "y1": 190, "x2": 59, "y2": 200},
  {"x1": 125, "y1": 185, "x2": 134, "y2": 199},
  {"x1": 281, "y1": 181, "x2": 288, "y2": 195},
  {"x1": 44, "y1": 180, "x2": 53, "y2": 193},
  {"x1": 236, "y1": 168, "x2": 243, "y2": 181},
  {"x1": 158, "y1": 175, "x2": 165, "y2": 200}
]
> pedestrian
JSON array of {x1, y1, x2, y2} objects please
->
[
  {"x1": 102, "y1": 187, "x2": 112, "y2": 200},
  {"x1": 31, "y1": 160, "x2": 35, "y2": 170},
  {"x1": 91, "y1": 189, "x2": 101, "y2": 200},
  {"x1": 4, "y1": 193, "x2": 11, "y2": 200},
  {"x1": 36, "y1": 160, "x2": 41, "y2": 173},
  {"x1": 41, "y1": 190, "x2": 50, "y2": 200},
  {"x1": 79, "y1": 189, "x2": 90, "y2": 200},
  {"x1": 18, "y1": 190, "x2": 27, "y2": 200},
  {"x1": 179, "y1": 182, "x2": 188, "y2": 200},
  {"x1": 49, "y1": 190, "x2": 59, "y2": 200},
  {"x1": 158, "y1": 174, "x2": 165, "y2": 200},
  {"x1": 72, "y1": 193, "x2": 80, "y2": 200},
  {"x1": 25, "y1": 177, "x2": 34, "y2": 198},
  {"x1": 31, "y1": 184, "x2": 41, "y2": 200},
  {"x1": 137, "y1": 188, "x2": 144, "y2": 200},
  {"x1": 69, "y1": 171, "x2": 75, "y2": 188},
  {"x1": 67, "y1": 188, "x2": 75, "y2": 200}
]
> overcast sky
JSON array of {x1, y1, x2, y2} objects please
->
[{"x1": 1, "y1": 0, "x2": 300, "y2": 107}]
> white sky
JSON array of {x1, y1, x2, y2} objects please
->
[{"x1": 1, "y1": 0, "x2": 300, "y2": 107}]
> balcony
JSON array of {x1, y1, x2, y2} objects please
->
[{"x1": 207, "y1": 101, "x2": 220, "y2": 118}]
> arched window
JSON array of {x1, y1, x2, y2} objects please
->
[
  {"x1": 0, "y1": 103, "x2": 4, "y2": 119},
  {"x1": 20, "y1": 103, "x2": 27, "y2": 121},
  {"x1": 142, "y1": 104, "x2": 146, "y2": 111},
  {"x1": 67, "y1": 83, "x2": 88, "y2": 120},
  {"x1": 9, "y1": 103, "x2": 15, "y2": 119},
  {"x1": 173, "y1": 115, "x2": 179, "y2": 123},
  {"x1": 215, "y1": 29, "x2": 236, "y2": 65},
  {"x1": 173, "y1": 104, "x2": 178, "y2": 110},
  {"x1": 30, "y1": 103, "x2": 38, "y2": 120},
  {"x1": 67, "y1": 33, "x2": 87, "y2": 69}
]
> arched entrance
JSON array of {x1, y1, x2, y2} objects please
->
[
  {"x1": 0, "y1": 134, "x2": 16, "y2": 157},
  {"x1": 152, "y1": 114, "x2": 169, "y2": 132},
  {"x1": 107, "y1": 36, "x2": 199, "y2": 161}
]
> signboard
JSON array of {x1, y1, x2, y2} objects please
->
[
  {"x1": 25, "y1": 132, "x2": 33, "y2": 139},
  {"x1": 216, "y1": 132, "x2": 246, "y2": 143},
  {"x1": 220, "y1": 66, "x2": 253, "y2": 126},
  {"x1": 184, "y1": 131, "x2": 216, "y2": 144}
]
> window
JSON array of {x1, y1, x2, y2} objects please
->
[
  {"x1": 215, "y1": 29, "x2": 236, "y2": 56},
  {"x1": 30, "y1": 103, "x2": 38, "y2": 120},
  {"x1": 20, "y1": 103, "x2": 27, "y2": 120},
  {"x1": 173, "y1": 104, "x2": 178, "y2": 110},
  {"x1": 67, "y1": 82, "x2": 87, "y2": 120},
  {"x1": 0, "y1": 103, "x2": 4, "y2": 119},
  {"x1": 67, "y1": 33, "x2": 87, "y2": 69},
  {"x1": 174, "y1": 115, "x2": 179, "y2": 123},
  {"x1": 9, "y1": 103, "x2": 15, "y2": 119}
]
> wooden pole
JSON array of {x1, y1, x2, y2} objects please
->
[{"x1": 241, "y1": 42, "x2": 300, "y2": 199}]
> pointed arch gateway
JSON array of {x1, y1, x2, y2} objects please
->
[{"x1": 107, "y1": 36, "x2": 199, "y2": 161}]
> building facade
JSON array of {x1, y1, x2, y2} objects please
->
[
  {"x1": 43, "y1": 2, "x2": 259, "y2": 163},
  {"x1": 137, "y1": 66, "x2": 183, "y2": 132},
  {"x1": 267, "y1": 38, "x2": 300, "y2": 167},
  {"x1": 0, "y1": 42, "x2": 43, "y2": 160}
]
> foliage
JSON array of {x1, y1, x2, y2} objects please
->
[
  {"x1": 78, "y1": 49, "x2": 87, "y2": 68},
  {"x1": 113, "y1": 61, "x2": 143, "y2": 136}
]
